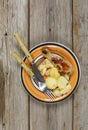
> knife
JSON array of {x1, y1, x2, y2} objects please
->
[{"x1": 14, "y1": 34, "x2": 44, "y2": 82}]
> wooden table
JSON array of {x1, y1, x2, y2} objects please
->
[{"x1": 0, "y1": 0, "x2": 88, "y2": 130}]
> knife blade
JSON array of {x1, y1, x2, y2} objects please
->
[
  {"x1": 14, "y1": 34, "x2": 45, "y2": 82},
  {"x1": 31, "y1": 60, "x2": 45, "y2": 82}
]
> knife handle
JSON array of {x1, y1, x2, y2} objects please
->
[
  {"x1": 12, "y1": 51, "x2": 34, "y2": 77},
  {"x1": 14, "y1": 34, "x2": 33, "y2": 63}
]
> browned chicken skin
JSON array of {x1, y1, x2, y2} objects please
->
[{"x1": 42, "y1": 49, "x2": 73, "y2": 75}]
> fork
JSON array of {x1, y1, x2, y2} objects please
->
[
  {"x1": 12, "y1": 52, "x2": 55, "y2": 100},
  {"x1": 31, "y1": 76, "x2": 55, "y2": 99}
]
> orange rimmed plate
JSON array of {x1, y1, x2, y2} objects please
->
[{"x1": 21, "y1": 42, "x2": 81, "y2": 103}]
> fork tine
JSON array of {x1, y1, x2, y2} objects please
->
[
  {"x1": 45, "y1": 89, "x2": 55, "y2": 100},
  {"x1": 45, "y1": 93, "x2": 53, "y2": 99},
  {"x1": 45, "y1": 93, "x2": 55, "y2": 100},
  {"x1": 49, "y1": 90, "x2": 55, "y2": 98},
  {"x1": 44, "y1": 90, "x2": 52, "y2": 98},
  {"x1": 50, "y1": 93, "x2": 55, "y2": 99},
  {"x1": 47, "y1": 89, "x2": 55, "y2": 98}
]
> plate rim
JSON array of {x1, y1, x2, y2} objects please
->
[{"x1": 21, "y1": 42, "x2": 81, "y2": 103}]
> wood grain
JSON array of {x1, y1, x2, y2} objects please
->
[
  {"x1": 0, "y1": 61, "x2": 5, "y2": 130},
  {"x1": 0, "y1": 1, "x2": 5, "y2": 129},
  {"x1": 0, "y1": 0, "x2": 87, "y2": 129},
  {"x1": 73, "y1": 0, "x2": 88, "y2": 130},
  {"x1": 30, "y1": 0, "x2": 72, "y2": 130},
  {"x1": 0, "y1": 0, "x2": 28, "y2": 130}
]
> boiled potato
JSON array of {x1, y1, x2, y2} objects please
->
[
  {"x1": 38, "y1": 64, "x2": 46, "y2": 75},
  {"x1": 39, "y1": 58, "x2": 72, "y2": 96},
  {"x1": 53, "y1": 88, "x2": 61, "y2": 97},
  {"x1": 50, "y1": 67, "x2": 60, "y2": 79},
  {"x1": 64, "y1": 74, "x2": 70, "y2": 81},
  {"x1": 38, "y1": 64, "x2": 45, "y2": 71},
  {"x1": 38, "y1": 59, "x2": 53, "y2": 75},
  {"x1": 57, "y1": 76, "x2": 68, "y2": 90},
  {"x1": 45, "y1": 69, "x2": 51, "y2": 76},
  {"x1": 60, "y1": 83, "x2": 71, "y2": 94},
  {"x1": 42, "y1": 68, "x2": 47, "y2": 75},
  {"x1": 45, "y1": 77, "x2": 57, "y2": 89},
  {"x1": 45, "y1": 59, "x2": 54, "y2": 67}
]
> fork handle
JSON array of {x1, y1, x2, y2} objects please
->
[
  {"x1": 12, "y1": 51, "x2": 34, "y2": 77},
  {"x1": 14, "y1": 34, "x2": 33, "y2": 63}
]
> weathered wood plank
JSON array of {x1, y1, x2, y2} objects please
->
[
  {"x1": 0, "y1": 62, "x2": 5, "y2": 130},
  {"x1": 73, "y1": 0, "x2": 88, "y2": 130},
  {"x1": 30, "y1": 0, "x2": 72, "y2": 130},
  {"x1": 0, "y1": 0, "x2": 28, "y2": 130},
  {"x1": 0, "y1": 1, "x2": 6, "y2": 129}
]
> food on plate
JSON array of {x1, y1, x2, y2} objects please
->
[
  {"x1": 38, "y1": 48, "x2": 73, "y2": 97},
  {"x1": 57, "y1": 76, "x2": 68, "y2": 90},
  {"x1": 45, "y1": 77, "x2": 57, "y2": 89},
  {"x1": 52, "y1": 88, "x2": 61, "y2": 97},
  {"x1": 42, "y1": 49, "x2": 73, "y2": 75},
  {"x1": 60, "y1": 83, "x2": 71, "y2": 94},
  {"x1": 49, "y1": 67, "x2": 60, "y2": 79},
  {"x1": 38, "y1": 59, "x2": 53, "y2": 76},
  {"x1": 64, "y1": 74, "x2": 70, "y2": 81}
]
